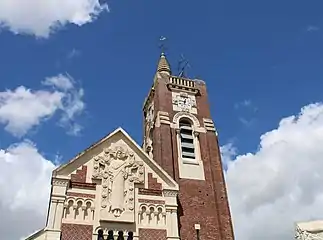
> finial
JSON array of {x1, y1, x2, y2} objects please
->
[
  {"x1": 159, "y1": 36, "x2": 168, "y2": 55},
  {"x1": 157, "y1": 36, "x2": 171, "y2": 74}
]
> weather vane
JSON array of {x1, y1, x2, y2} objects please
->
[
  {"x1": 178, "y1": 54, "x2": 191, "y2": 78},
  {"x1": 159, "y1": 36, "x2": 168, "y2": 55}
]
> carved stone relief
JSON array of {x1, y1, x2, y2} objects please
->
[
  {"x1": 144, "y1": 103, "x2": 154, "y2": 158},
  {"x1": 92, "y1": 142, "x2": 145, "y2": 222},
  {"x1": 295, "y1": 226, "x2": 323, "y2": 240}
]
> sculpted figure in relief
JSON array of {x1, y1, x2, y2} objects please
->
[
  {"x1": 144, "y1": 103, "x2": 154, "y2": 158},
  {"x1": 93, "y1": 143, "x2": 145, "y2": 218}
]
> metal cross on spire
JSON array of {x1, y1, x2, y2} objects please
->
[
  {"x1": 178, "y1": 54, "x2": 191, "y2": 78},
  {"x1": 159, "y1": 36, "x2": 168, "y2": 55}
]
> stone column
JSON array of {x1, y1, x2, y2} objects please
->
[
  {"x1": 47, "y1": 200, "x2": 58, "y2": 229},
  {"x1": 164, "y1": 189, "x2": 180, "y2": 240},
  {"x1": 45, "y1": 177, "x2": 69, "y2": 240},
  {"x1": 54, "y1": 199, "x2": 65, "y2": 229}
]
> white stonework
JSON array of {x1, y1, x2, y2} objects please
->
[
  {"x1": 172, "y1": 91, "x2": 197, "y2": 114},
  {"x1": 171, "y1": 112, "x2": 206, "y2": 181},
  {"x1": 143, "y1": 101, "x2": 154, "y2": 158},
  {"x1": 93, "y1": 142, "x2": 145, "y2": 222},
  {"x1": 25, "y1": 128, "x2": 179, "y2": 240},
  {"x1": 295, "y1": 220, "x2": 323, "y2": 239}
]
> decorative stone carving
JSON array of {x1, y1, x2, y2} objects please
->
[
  {"x1": 172, "y1": 92, "x2": 197, "y2": 113},
  {"x1": 295, "y1": 226, "x2": 323, "y2": 240},
  {"x1": 146, "y1": 103, "x2": 154, "y2": 124},
  {"x1": 52, "y1": 178, "x2": 69, "y2": 187},
  {"x1": 163, "y1": 190, "x2": 178, "y2": 197},
  {"x1": 92, "y1": 143, "x2": 145, "y2": 222},
  {"x1": 143, "y1": 103, "x2": 154, "y2": 158}
]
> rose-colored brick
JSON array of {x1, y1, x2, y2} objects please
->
[
  {"x1": 71, "y1": 165, "x2": 87, "y2": 183},
  {"x1": 61, "y1": 223, "x2": 93, "y2": 240},
  {"x1": 66, "y1": 192, "x2": 95, "y2": 198},
  {"x1": 148, "y1": 172, "x2": 162, "y2": 190},
  {"x1": 139, "y1": 228, "x2": 167, "y2": 240}
]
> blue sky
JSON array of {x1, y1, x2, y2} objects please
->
[
  {"x1": 1, "y1": 0, "x2": 323, "y2": 159},
  {"x1": 1, "y1": 0, "x2": 323, "y2": 239}
]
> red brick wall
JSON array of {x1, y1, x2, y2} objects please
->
[
  {"x1": 139, "y1": 228, "x2": 167, "y2": 240},
  {"x1": 71, "y1": 165, "x2": 87, "y2": 183},
  {"x1": 66, "y1": 192, "x2": 95, "y2": 198},
  {"x1": 152, "y1": 76, "x2": 176, "y2": 179},
  {"x1": 148, "y1": 173, "x2": 162, "y2": 190},
  {"x1": 61, "y1": 223, "x2": 93, "y2": 240},
  {"x1": 149, "y1": 74, "x2": 235, "y2": 240}
]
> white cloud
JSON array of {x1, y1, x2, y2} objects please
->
[
  {"x1": 0, "y1": 74, "x2": 85, "y2": 137},
  {"x1": 225, "y1": 103, "x2": 323, "y2": 239},
  {"x1": 0, "y1": 0, "x2": 109, "y2": 37},
  {"x1": 220, "y1": 143, "x2": 237, "y2": 170},
  {"x1": 307, "y1": 25, "x2": 320, "y2": 32},
  {"x1": 42, "y1": 74, "x2": 74, "y2": 91},
  {"x1": 67, "y1": 49, "x2": 82, "y2": 59},
  {"x1": 0, "y1": 141, "x2": 56, "y2": 240}
]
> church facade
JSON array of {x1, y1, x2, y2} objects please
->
[{"x1": 26, "y1": 54, "x2": 235, "y2": 240}]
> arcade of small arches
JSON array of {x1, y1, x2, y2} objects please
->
[
  {"x1": 138, "y1": 204, "x2": 166, "y2": 227},
  {"x1": 63, "y1": 197, "x2": 95, "y2": 222}
]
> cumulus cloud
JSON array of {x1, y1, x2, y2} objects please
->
[
  {"x1": 0, "y1": 141, "x2": 56, "y2": 239},
  {"x1": 0, "y1": 74, "x2": 85, "y2": 137},
  {"x1": 0, "y1": 0, "x2": 109, "y2": 37},
  {"x1": 225, "y1": 103, "x2": 323, "y2": 239}
]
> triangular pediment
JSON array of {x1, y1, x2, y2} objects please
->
[{"x1": 53, "y1": 127, "x2": 178, "y2": 191}]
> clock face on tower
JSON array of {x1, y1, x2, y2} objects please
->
[{"x1": 172, "y1": 93, "x2": 196, "y2": 112}]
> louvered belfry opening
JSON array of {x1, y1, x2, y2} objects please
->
[
  {"x1": 97, "y1": 229, "x2": 133, "y2": 240},
  {"x1": 179, "y1": 119, "x2": 195, "y2": 159}
]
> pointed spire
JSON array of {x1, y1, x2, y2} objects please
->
[{"x1": 157, "y1": 53, "x2": 171, "y2": 74}]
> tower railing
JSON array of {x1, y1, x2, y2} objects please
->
[
  {"x1": 168, "y1": 76, "x2": 199, "y2": 94},
  {"x1": 169, "y1": 76, "x2": 196, "y2": 88}
]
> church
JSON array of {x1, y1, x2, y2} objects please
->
[{"x1": 26, "y1": 53, "x2": 235, "y2": 240}]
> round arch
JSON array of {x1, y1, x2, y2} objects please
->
[{"x1": 172, "y1": 111, "x2": 200, "y2": 128}]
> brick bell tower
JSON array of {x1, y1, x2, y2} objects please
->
[{"x1": 142, "y1": 53, "x2": 235, "y2": 240}]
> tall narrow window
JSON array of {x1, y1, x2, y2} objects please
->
[{"x1": 179, "y1": 119, "x2": 195, "y2": 159}]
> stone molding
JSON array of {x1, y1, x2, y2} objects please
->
[
  {"x1": 172, "y1": 111, "x2": 200, "y2": 127},
  {"x1": 155, "y1": 111, "x2": 170, "y2": 127},
  {"x1": 163, "y1": 189, "x2": 178, "y2": 198},
  {"x1": 70, "y1": 182, "x2": 96, "y2": 190},
  {"x1": 203, "y1": 118, "x2": 218, "y2": 134},
  {"x1": 138, "y1": 199, "x2": 165, "y2": 205},
  {"x1": 66, "y1": 192, "x2": 95, "y2": 199},
  {"x1": 52, "y1": 178, "x2": 69, "y2": 187}
]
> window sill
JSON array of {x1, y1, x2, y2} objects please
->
[{"x1": 182, "y1": 158, "x2": 199, "y2": 165}]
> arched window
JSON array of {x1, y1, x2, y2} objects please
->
[
  {"x1": 179, "y1": 118, "x2": 195, "y2": 159},
  {"x1": 97, "y1": 229, "x2": 104, "y2": 240}
]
